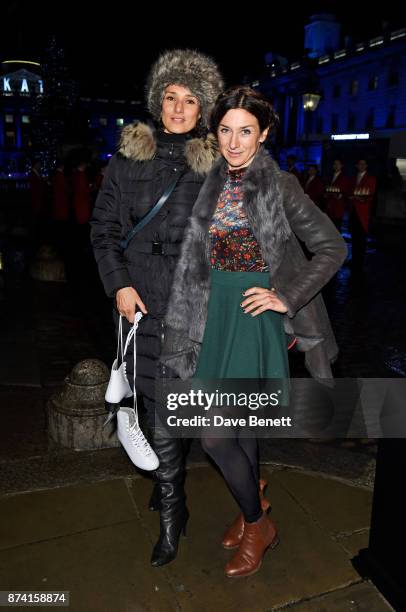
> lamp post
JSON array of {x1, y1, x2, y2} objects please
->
[{"x1": 302, "y1": 92, "x2": 321, "y2": 170}]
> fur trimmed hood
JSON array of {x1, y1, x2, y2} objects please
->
[
  {"x1": 118, "y1": 121, "x2": 218, "y2": 176},
  {"x1": 145, "y1": 49, "x2": 224, "y2": 128}
]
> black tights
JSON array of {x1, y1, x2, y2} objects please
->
[{"x1": 201, "y1": 433, "x2": 262, "y2": 523}]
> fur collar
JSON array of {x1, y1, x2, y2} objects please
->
[{"x1": 118, "y1": 121, "x2": 218, "y2": 175}]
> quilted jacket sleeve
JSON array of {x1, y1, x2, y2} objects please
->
[
  {"x1": 275, "y1": 173, "x2": 348, "y2": 318},
  {"x1": 90, "y1": 155, "x2": 132, "y2": 298}
]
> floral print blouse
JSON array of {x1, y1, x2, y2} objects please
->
[{"x1": 209, "y1": 167, "x2": 268, "y2": 272}]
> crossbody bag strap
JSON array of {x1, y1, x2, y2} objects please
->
[{"x1": 120, "y1": 170, "x2": 183, "y2": 250}]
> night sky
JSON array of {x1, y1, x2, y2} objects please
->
[{"x1": 1, "y1": 1, "x2": 405, "y2": 100}]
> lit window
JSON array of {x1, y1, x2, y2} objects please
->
[
  {"x1": 116, "y1": 118, "x2": 124, "y2": 126},
  {"x1": 5, "y1": 114, "x2": 14, "y2": 124},
  {"x1": 350, "y1": 80, "x2": 359, "y2": 96},
  {"x1": 22, "y1": 115, "x2": 30, "y2": 124},
  {"x1": 99, "y1": 117, "x2": 108, "y2": 126},
  {"x1": 368, "y1": 76, "x2": 379, "y2": 91}
]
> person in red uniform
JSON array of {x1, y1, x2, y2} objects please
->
[
  {"x1": 303, "y1": 164, "x2": 324, "y2": 210},
  {"x1": 51, "y1": 160, "x2": 70, "y2": 261},
  {"x1": 72, "y1": 160, "x2": 92, "y2": 225},
  {"x1": 325, "y1": 159, "x2": 350, "y2": 231},
  {"x1": 71, "y1": 159, "x2": 92, "y2": 278},
  {"x1": 51, "y1": 161, "x2": 70, "y2": 222},
  {"x1": 29, "y1": 160, "x2": 47, "y2": 217},
  {"x1": 348, "y1": 159, "x2": 376, "y2": 273},
  {"x1": 29, "y1": 159, "x2": 49, "y2": 246}
]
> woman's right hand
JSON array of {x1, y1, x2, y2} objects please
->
[{"x1": 116, "y1": 287, "x2": 147, "y2": 323}]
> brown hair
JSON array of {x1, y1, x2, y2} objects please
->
[{"x1": 210, "y1": 86, "x2": 279, "y2": 136}]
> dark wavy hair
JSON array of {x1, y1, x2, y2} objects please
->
[{"x1": 210, "y1": 86, "x2": 279, "y2": 137}]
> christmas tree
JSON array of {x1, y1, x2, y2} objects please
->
[{"x1": 31, "y1": 37, "x2": 78, "y2": 175}]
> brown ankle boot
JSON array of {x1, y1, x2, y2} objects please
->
[
  {"x1": 225, "y1": 513, "x2": 279, "y2": 578},
  {"x1": 222, "y1": 479, "x2": 270, "y2": 549}
]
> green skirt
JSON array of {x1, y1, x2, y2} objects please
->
[{"x1": 194, "y1": 269, "x2": 290, "y2": 379}]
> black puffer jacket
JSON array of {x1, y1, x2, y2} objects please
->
[{"x1": 90, "y1": 122, "x2": 217, "y2": 400}]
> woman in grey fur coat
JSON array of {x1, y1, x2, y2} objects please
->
[
  {"x1": 90, "y1": 49, "x2": 223, "y2": 567},
  {"x1": 161, "y1": 87, "x2": 347, "y2": 578}
]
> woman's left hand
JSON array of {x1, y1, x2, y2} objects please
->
[{"x1": 241, "y1": 287, "x2": 288, "y2": 316}]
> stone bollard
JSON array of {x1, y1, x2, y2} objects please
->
[
  {"x1": 48, "y1": 359, "x2": 120, "y2": 450},
  {"x1": 30, "y1": 244, "x2": 66, "y2": 282}
]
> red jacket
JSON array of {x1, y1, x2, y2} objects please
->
[
  {"x1": 72, "y1": 169, "x2": 92, "y2": 225},
  {"x1": 325, "y1": 172, "x2": 350, "y2": 221},
  {"x1": 304, "y1": 175, "x2": 324, "y2": 208},
  {"x1": 348, "y1": 173, "x2": 376, "y2": 232},
  {"x1": 52, "y1": 169, "x2": 70, "y2": 221}
]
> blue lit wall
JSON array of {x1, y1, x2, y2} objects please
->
[
  {"x1": 316, "y1": 43, "x2": 406, "y2": 134},
  {"x1": 259, "y1": 30, "x2": 406, "y2": 175}
]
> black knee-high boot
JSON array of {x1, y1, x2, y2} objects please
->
[
  {"x1": 149, "y1": 430, "x2": 189, "y2": 567},
  {"x1": 148, "y1": 437, "x2": 192, "y2": 511}
]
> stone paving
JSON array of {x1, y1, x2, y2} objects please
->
[
  {"x1": 1, "y1": 220, "x2": 404, "y2": 610},
  {"x1": 0, "y1": 467, "x2": 392, "y2": 612}
]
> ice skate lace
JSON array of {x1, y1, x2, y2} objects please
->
[
  {"x1": 131, "y1": 311, "x2": 146, "y2": 439},
  {"x1": 117, "y1": 311, "x2": 143, "y2": 364},
  {"x1": 104, "y1": 312, "x2": 143, "y2": 428},
  {"x1": 128, "y1": 420, "x2": 154, "y2": 455}
]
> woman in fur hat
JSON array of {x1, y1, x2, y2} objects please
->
[
  {"x1": 90, "y1": 49, "x2": 223, "y2": 567},
  {"x1": 161, "y1": 86, "x2": 347, "y2": 577}
]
